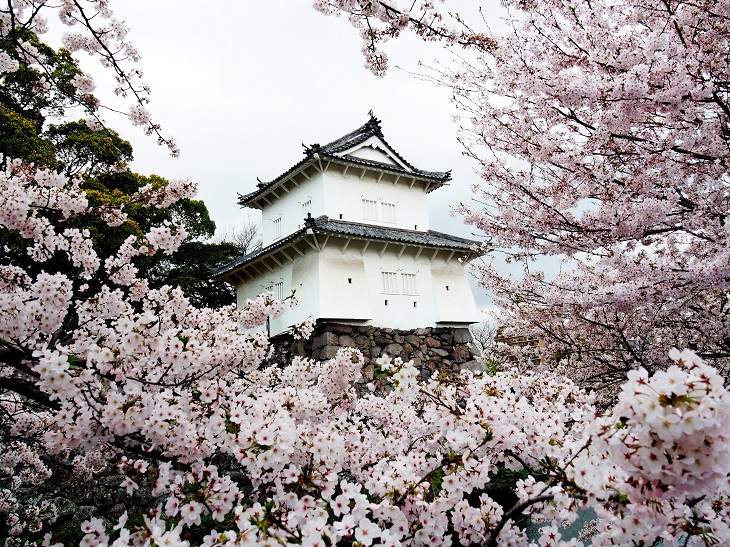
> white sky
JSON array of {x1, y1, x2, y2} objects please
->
[{"x1": 62, "y1": 1, "x2": 511, "y2": 312}]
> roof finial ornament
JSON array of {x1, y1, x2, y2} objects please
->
[
  {"x1": 366, "y1": 110, "x2": 382, "y2": 135},
  {"x1": 304, "y1": 212, "x2": 315, "y2": 226},
  {"x1": 303, "y1": 142, "x2": 322, "y2": 155}
]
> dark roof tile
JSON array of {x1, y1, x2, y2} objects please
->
[
  {"x1": 211, "y1": 216, "x2": 482, "y2": 279},
  {"x1": 238, "y1": 113, "x2": 450, "y2": 208}
]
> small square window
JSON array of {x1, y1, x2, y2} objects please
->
[
  {"x1": 413, "y1": 302, "x2": 417, "y2": 307},
  {"x1": 384, "y1": 299, "x2": 388, "y2": 306},
  {"x1": 348, "y1": 278, "x2": 352, "y2": 284}
]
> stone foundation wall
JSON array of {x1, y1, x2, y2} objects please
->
[{"x1": 269, "y1": 322, "x2": 483, "y2": 381}]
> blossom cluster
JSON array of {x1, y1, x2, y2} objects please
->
[
  {"x1": 0, "y1": 0, "x2": 178, "y2": 155},
  {"x1": 0, "y1": 161, "x2": 729, "y2": 546},
  {"x1": 318, "y1": 0, "x2": 730, "y2": 395}
]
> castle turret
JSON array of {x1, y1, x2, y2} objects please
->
[{"x1": 212, "y1": 114, "x2": 482, "y2": 335}]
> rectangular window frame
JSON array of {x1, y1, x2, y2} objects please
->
[
  {"x1": 401, "y1": 273, "x2": 418, "y2": 295},
  {"x1": 381, "y1": 202, "x2": 396, "y2": 224},
  {"x1": 363, "y1": 199, "x2": 378, "y2": 221},
  {"x1": 274, "y1": 281, "x2": 284, "y2": 301},
  {"x1": 381, "y1": 271, "x2": 398, "y2": 294}
]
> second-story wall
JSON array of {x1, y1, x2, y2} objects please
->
[
  {"x1": 322, "y1": 168, "x2": 431, "y2": 231},
  {"x1": 260, "y1": 171, "x2": 325, "y2": 247},
  {"x1": 260, "y1": 167, "x2": 434, "y2": 247}
]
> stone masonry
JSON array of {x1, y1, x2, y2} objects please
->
[{"x1": 269, "y1": 322, "x2": 483, "y2": 381}]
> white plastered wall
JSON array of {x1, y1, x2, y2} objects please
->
[
  {"x1": 318, "y1": 244, "x2": 478, "y2": 329},
  {"x1": 234, "y1": 243, "x2": 479, "y2": 334},
  {"x1": 344, "y1": 137, "x2": 401, "y2": 166},
  {"x1": 322, "y1": 170, "x2": 430, "y2": 232},
  {"x1": 235, "y1": 249, "x2": 320, "y2": 337},
  {"x1": 431, "y1": 262, "x2": 481, "y2": 324},
  {"x1": 317, "y1": 248, "x2": 372, "y2": 321},
  {"x1": 260, "y1": 171, "x2": 325, "y2": 247}
]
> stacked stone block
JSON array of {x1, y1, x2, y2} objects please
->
[{"x1": 270, "y1": 322, "x2": 482, "y2": 380}]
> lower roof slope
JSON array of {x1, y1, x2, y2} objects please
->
[{"x1": 211, "y1": 215, "x2": 483, "y2": 280}]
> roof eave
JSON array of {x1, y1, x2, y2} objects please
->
[
  {"x1": 238, "y1": 152, "x2": 450, "y2": 209},
  {"x1": 237, "y1": 156, "x2": 320, "y2": 209},
  {"x1": 212, "y1": 228, "x2": 483, "y2": 283}
]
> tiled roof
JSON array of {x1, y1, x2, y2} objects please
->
[
  {"x1": 237, "y1": 113, "x2": 451, "y2": 207},
  {"x1": 315, "y1": 111, "x2": 385, "y2": 154},
  {"x1": 211, "y1": 216, "x2": 482, "y2": 279},
  {"x1": 314, "y1": 218, "x2": 478, "y2": 251}
]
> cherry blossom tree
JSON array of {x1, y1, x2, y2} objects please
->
[
  {"x1": 313, "y1": 0, "x2": 730, "y2": 393},
  {"x1": 1, "y1": 160, "x2": 728, "y2": 544},
  {"x1": 0, "y1": 0, "x2": 178, "y2": 156},
  {"x1": 1, "y1": 1, "x2": 730, "y2": 545}
]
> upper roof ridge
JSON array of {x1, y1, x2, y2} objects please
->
[
  {"x1": 239, "y1": 114, "x2": 451, "y2": 208},
  {"x1": 304, "y1": 111, "x2": 383, "y2": 156}
]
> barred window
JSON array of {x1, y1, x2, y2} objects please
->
[
  {"x1": 302, "y1": 199, "x2": 311, "y2": 217},
  {"x1": 363, "y1": 199, "x2": 378, "y2": 221},
  {"x1": 274, "y1": 281, "x2": 284, "y2": 300},
  {"x1": 401, "y1": 273, "x2": 417, "y2": 295},
  {"x1": 382, "y1": 271, "x2": 398, "y2": 294},
  {"x1": 273, "y1": 217, "x2": 282, "y2": 239},
  {"x1": 381, "y1": 202, "x2": 396, "y2": 223}
]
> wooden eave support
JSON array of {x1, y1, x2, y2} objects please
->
[
  {"x1": 261, "y1": 195, "x2": 273, "y2": 206},
  {"x1": 430, "y1": 248, "x2": 439, "y2": 262},
  {"x1": 341, "y1": 238, "x2": 351, "y2": 254},
  {"x1": 306, "y1": 234, "x2": 321, "y2": 252},
  {"x1": 361, "y1": 240, "x2": 370, "y2": 256},
  {"x1": 281, "y1": 249, "x2": 295, "y2": 263},
  {"x1": 414, "y1": 246, "x2": 424, "y2": 261},
  {"x1": 379, "y1": 242, "x2": 388, "y2": 257},
  {"x1": 409, "y1": 177, "x2": 416, "y2": 189},
  {"x1": 270, "y1": 254, "x2": 284, "y2": 268},
  {"x1": 424, "y1": 182, "x2": 432, "y2": 193},
  {"x1": 446, "y1": 250, "x2": 455, "y2": 262},
  {"x1": 376, "y1": 172, "x2": 384, "y2": 183},
  {"x1": 397, "y1": 244, "x2": 407, "y2": 259},
  {"x1": 342, "y1": 165, "x2": 349, "y2": 177},
  {"x1": 293, "y1": 245, "x2": 306, "y2": 258},
  {"x1": 393, "y1": 174, "x2": 401, "y2": 186},
  {"x1": 320, "y1": 235, "x2": 330, "y2": 251},
  {"x1": 300, "y1": 169, "x2": 311, "y2": 180}
]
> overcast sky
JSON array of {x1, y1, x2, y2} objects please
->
[{"x1": 66, "y1": 1, "x2": 510, "y2": 312}]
